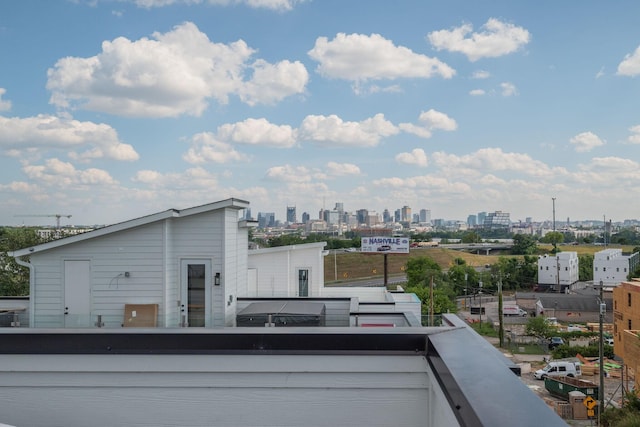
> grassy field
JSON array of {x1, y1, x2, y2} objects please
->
[
  {"x1": 324, "y1": 244, "x2": 635, "y2": 284},
  {"x1": 324, "y1": 247, "x2": 503, "y2": 283}
]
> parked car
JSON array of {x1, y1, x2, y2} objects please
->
[
  {"x1": 534, "y1": 360, "x2": 582, "y2": 380},
  {"x1": 548, "y1": 337, "x2": 565, "y2": 350}
]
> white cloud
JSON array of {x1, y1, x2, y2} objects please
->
[
  {"x1": 570, "y1": 131, "x2": 605, "y2": 152},
  {"x1": 431, "y1": 147, "x2": 565, "y2": 178},
  {"x1": 326, "y1": 161, "x2": 361, "y2": 176},
  {"x1": 0, "y1": 88, "x2": 11, "y2": 111},
  {"x1": 265, "y1": 164, "x2": 312, "y2": 182},
  {"x1": 399, "y1": 109, "x2": 457, "y2": 139},
  {"x1": 366, "y1": 84, "x2": 403, "y2": 94},
  {"x1": 427, "y1": 18, "x2": 530, "y2": 62},
  {"x1": 472, "y1": 70, "x2": 490, "y2": 79},
  {"x1": 308, "y1": 33, "x2": 455, "y2": 82},
  {"x1": 217, "y1": 118, "x2": 297, "y2": 148},
  {"x1": 396, "y1": 148, "x2": 428, "y2": 167},
  {"x1": 22, "y1": 158, "x2": 117, "y2": 187},
  {"x1": 627, "y1": 125, "x2": 640, "y2": 144},
  {"x1": 133, "y1": 167, "x2": 218, "y2": 188},
  {"x1": 239, "y1": 59, "x2": 309, "y2": 106},
  {"x1": 133, "y1": 0, "x2": 304, "y2": 11},
  {"x1": 418, "y1": 109, "x2": 457, "y2": 131},
  {"x1": 0, "y1": 181, "x2": 40, "y2": 193},
  {"x1": 0, "y1": 114, "x2": 139, "y2": 161},
  {"x1": 298, "y1": 113, "x2": 398, "y2": 147},
  {"x1": 617, "y1": 45, "x2": 640, "y2": 76},
  {"x1": 182, "y1": 132, "x2": 250, "y2": 164},
  {"x1": 46, "y1": 22, "x2": 307, "y2": 117},
  {"x1": 500, "y1": 82, "x2": 517, "y2": 96},
  {"x1": 469, "y1": 89, "x2": 485, "y2": 96}
]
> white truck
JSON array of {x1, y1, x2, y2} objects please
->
[
  {"x1": 502, "y1": 305, "x2": 527, "y2": 317},
  {"x1": 534, "y1": 360, "x2": 582, "y2": 380}
]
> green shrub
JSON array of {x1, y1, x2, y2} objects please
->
[{"x1": 551, "y1": 344, "x2": 614, "y2": 359}]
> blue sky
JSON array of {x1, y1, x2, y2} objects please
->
[{"x1": 2, "y1": 0, "x2": 640, "y2": 227}]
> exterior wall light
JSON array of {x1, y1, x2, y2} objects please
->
[{"x1": 214, "y1": 272, "x2": 221, "y2": 286}]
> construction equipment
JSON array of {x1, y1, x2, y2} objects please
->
[{"x1": 14, "y1": 214, "x2": 72, "y2": 229}]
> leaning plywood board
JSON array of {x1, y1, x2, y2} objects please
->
[{"x1": 123, "y1": 304, "x2": 158, "y2": 327}]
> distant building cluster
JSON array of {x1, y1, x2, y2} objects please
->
[{"x1": 246, "y1": 201, "x2": 640, "y2": 243}]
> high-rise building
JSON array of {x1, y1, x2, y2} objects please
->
[
  {"x1": 323, "y1": 210, "x2": 339, "y2": 225},
  {"x1": 356, "y1": 209, "x2": 368, "y2": 225},
  {"x1": 382, "y1": 209, "x2": 392, "y2": 223},
  {"x1": 302, "y1": 212, "x2": 310, "y2": 224},
  {"x1": 401, "y1": 206, "x2": 411, "y2": 222},
  {"x1": 467, "y1": 214, "x2": 477, "y2": 227},
  {"x1": 483, "y1": 211, "x2": 510, "y2": 230},
  {"x1": 257, "y1": 212, "x2": 275, "y2": 229},
  {"x1": 419, "y1": 209, "x2": 431, "y2": 224},
  {"x1": 286, "y1": 206, "x2": 296, "y2": 224},
  {"x1": 477, "y1": 212, "x2": 487, "y2": 225}
]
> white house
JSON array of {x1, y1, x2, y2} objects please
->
[
  {"x1": 10, "y1": 199, "x2": 254, "y2": 329},
  {"x1": 247, "y1": 242, "x2": 327, "y2": 298},
  {"x1": 11, "y1": 199, "x2": 421, "y2": 329},
  {"x1": 594, "y1": 248, "x2": 640, "y2": 286},
  {"x1": 537, "y1": 252, "x2": 579, "y2": 291}
]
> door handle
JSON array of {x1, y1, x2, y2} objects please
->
[{"x1": 64, "y1": 307, "x2": 69, "y2": 315}]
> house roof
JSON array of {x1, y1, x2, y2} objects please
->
[
  {"x1": 537, "y1": 294, "x2": 612, "y2": 312},
  {"x1": 249, "y1": 241, "x2": 328, "y2": 255},
  {"x1": 11, "y1": 198, "x2": 250, "y2": 257}
]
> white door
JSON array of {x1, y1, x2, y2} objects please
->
[
  {"x1": 64, "y1": 260, "x2": 91, "y2": 327},
  {"x1": 180, "y1": 260, "x2": 211, "y2": 327}
]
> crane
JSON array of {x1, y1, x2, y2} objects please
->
[{"x1": 14, "y1": 214, "x2": 72, "y2": 229}]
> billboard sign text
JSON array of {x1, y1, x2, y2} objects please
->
[{"x1": 361, "y1": 237, "x2": 410, "y2": 254}]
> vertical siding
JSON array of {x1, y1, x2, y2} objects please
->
[
  {"x1": 248, "y1": 246, "x2": 325, "y2": 298},
  {"x1": 170, "y1": 210, "x2": 224, "y2": 327},
  {"x1": 30, "y1": 222, "x2": 165, "y2": 328}
]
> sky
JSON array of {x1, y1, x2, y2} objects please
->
[{"x1": 2, "y1": 0, "x2": 640, "y2": 228}]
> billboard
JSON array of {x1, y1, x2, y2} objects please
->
[{"x1": 361, "y1": 237, "x2": 410, "y2": 254}]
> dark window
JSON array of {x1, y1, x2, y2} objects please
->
[{"x1": 298, "y1": 269, "x2": 309, "y2": 297}]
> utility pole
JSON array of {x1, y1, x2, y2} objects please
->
[
  {"x1": 429, "y1": 275, "x2": 434, "y2": 327},
  {"x1": 552, "y1": 197, "x2": 556, "y2": 232},
  {"x1": 498, "y1": 277, "x2": 504, "y2": 347},
  {"x1": 598, "y1": 280, "x2": 605, "y2": 424},
  {"x1": 478, "y1": 280, "x2": 483, "y2": 327}
]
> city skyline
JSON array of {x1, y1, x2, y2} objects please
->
[{"x1": 2, "y1": 1, "x2": 640, "y2": 227}]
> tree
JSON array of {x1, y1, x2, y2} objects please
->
[
  {"x1": 525, "y1": 316, "x2": 555, "y2": 340},
  {"x1": 461, "y1": 231, "x2": 481, "y2": 244},
  {"x1": 405, "y1": 256, "x2": 442, "y2": 287},
  {"x1": 579, "y1": 254, "x2": 594, "y2": 281},
  {"x1": 447, "y1": 260, "x2": 478, "y2": 296},
  {"x1": 0, "y1": 227, "x2": 43, "y2": 296},
  {"x1": 511, "y1": 234, "x2": 537, "y2": 255},
  {"x1": 541, "y1": 231, "x2": 564, "y2": 252}
]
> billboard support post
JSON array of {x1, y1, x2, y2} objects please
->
[{"x1": 384, "y1": 254, "x2": 388, "y2": 287}]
